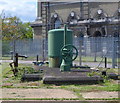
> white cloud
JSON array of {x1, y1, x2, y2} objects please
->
[{"x1": 0, "y1": 0, "x2": 37, "y2": 22}]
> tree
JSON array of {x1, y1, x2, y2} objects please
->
[
  {"x1": 2, "y1": 16, "x2": 33, "y2": 40},
  {"x1": 19, "y1": 22, "x2": 33, "y2": 39}
]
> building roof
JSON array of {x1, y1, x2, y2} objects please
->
[
  {"x1": 39, "y1": 0, "x2": 119, "y2": 2},
  {"x1": 30, "y1": 17, "x2": 43, "y2": 27}
]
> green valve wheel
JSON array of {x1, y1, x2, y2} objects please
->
[{"x1": 61, "y1": 44, "x2": 78, "y2": 62}]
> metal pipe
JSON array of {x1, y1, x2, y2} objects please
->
[
  {"x1": 42, "y1": 38, "x2": 45, "y2": 62},
  {"x1": 37, "y1": 2, "x2": 41, "y2": 17},
  {"x1": 14, "y1": 53, "x2": 18, "y2": 68},
  {"x1": 64, "y1": 24, "x2": 67, "y2": 45},
  {"x1": 112, "y1": 39, "x2": 116, "y2": 68},
  {"x1": 105, "y1": 57, "x2": 107, "y2": 68},
  {"x1": 79, "y1": 40, "x2": 82, "y2": 65},
  {"x1": 77, "y1": 19, "x2": 120, "y2": 26},
  {"x1": 37, "y1": 55, "x2": 39, "y2": 62}
]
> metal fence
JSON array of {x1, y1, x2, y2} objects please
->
[
  {"x1": 2, "y1": 37, "x2": 120, "y2": 68},
  {"x1": 73, "y1": 37, "x2": 120, "y2": 68}
]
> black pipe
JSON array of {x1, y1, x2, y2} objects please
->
[
  {"x1": 105, "y1": 57, "x2": 107, "y2": 68},
  {"x1": 14, "y1": 53, "x2": 18, "y2": 68},
  {"x1": 37, "y1": 55, "x2": 39, "y2": 62}
]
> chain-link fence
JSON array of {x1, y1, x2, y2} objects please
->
[{"x1": 2, "y1": 37, "x2": 120, "y2": 68}]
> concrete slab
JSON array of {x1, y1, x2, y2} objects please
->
[
  {"x1": 21, "y1": 74, "x2": 43, "y2": 81},
  {"x1": 43, "y1": 76, "x2": 103, "y2": 84},
  {"x1": 2, "y1": 100, "x2": 120, "y2": 103},
  {"x1": 82, "y1": 91, "x2": 119, "y2": 99},
  {"x1": 43, "y1": 68, "x2": 103, "y2": 84},
  {"x1": 2, "y1": 88, "x2": 78, "y2": 99}
]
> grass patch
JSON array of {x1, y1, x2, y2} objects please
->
[
  {"x1": 97, "y1": 81, "x2": 119, "y2": 91},
  {"x1": 2, "y1": 63, "x2": 35, "y2": 87},
  {"x1": 2, "y1": 56, "x2": 48, "y2": 61},
  {"x1": 58, "y1": 81, "x2": 119, "y2": 99},
  {"x1": 2, "y1": 56, "x2": 112, "y2": 63},
  {"x1": 2, "y1": 63, "x2": 11, "y2": 76},
  {"x1": 59, "y1": 79, "x2": 119, "y2": 93},
  {"x1": 75, "y1": 56, "x2": 112, "y2": 63},
  {"x1": 85, "y1": 98, "x2": 120, "y2": 100},
  {"x1": 2, "y1": 56, "x2": 11, "y2": 60}
]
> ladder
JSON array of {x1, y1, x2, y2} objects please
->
[
  {"x1": 41, "y1": 2, "x2": 50, "y2": 38},
  {"x1": 118, "y1": 1, "x2": 120, "y2": 9},
  {"x1": 118, "y1": 1, "x2": 120, "y2": 19},
  {"x1": 80, "y1": 2, "x2": 89, "y2": 20},
  {"x1": 41, "y1": 2, "x2": 50, "y2": 61},
  {"x1": 80, "y1": 2, "x2": 90, "y2": 36}
]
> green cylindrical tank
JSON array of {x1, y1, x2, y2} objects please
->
[{"x1": 48, "y1": 29, "x2": 73, "y2": 68}]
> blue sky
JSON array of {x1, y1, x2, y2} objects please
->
[
  {"x1": 0, "y1": 0, "x2": 119, "y2": 22},
  {"x1": 0, "y1": 0, "x2": 37, "y2": 22}
]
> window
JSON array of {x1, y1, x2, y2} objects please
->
[
  {"x1": 51, "y1": 13, "x2": 62, "y2": 29},
  {"x1": 67, "y1": 11, "x2": 79, "y2": 25},
  {"x1": 54, "y1": 19, "x2": 61, "y2": 29},
  {"x1": 94, "y1": 9, "x2": 107, "y2": 19}
]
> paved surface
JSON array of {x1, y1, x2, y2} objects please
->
[
  {"x1": 82, "y1": 91, "x2": 119, "y2": 99},
  {"x1": 2, "y1": 88, "x2": 78, "y2": 99},
  {"x1": 1, "y1": 60, "x2": 32, "y2": 64},
  {"x1": 2, "y1": 100, "x2": 120, "y2": 103},
  {"x1": 1, "y1": 60, "x2": 112, "y2": 68},
  {"x1": 2, "y1": 88, "x2": 119, "y2": 99}
]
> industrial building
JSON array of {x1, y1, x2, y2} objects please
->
[{"x1": 31, "y1": 0, "x2": 120, "y2": 38}]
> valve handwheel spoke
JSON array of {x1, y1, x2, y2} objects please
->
[
  {"x1": 68, "y1": 48, "x2": 73, "y2": 54},
  {"x1": 61, "y1": 44, "x2": 78, "y2": 62}
]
